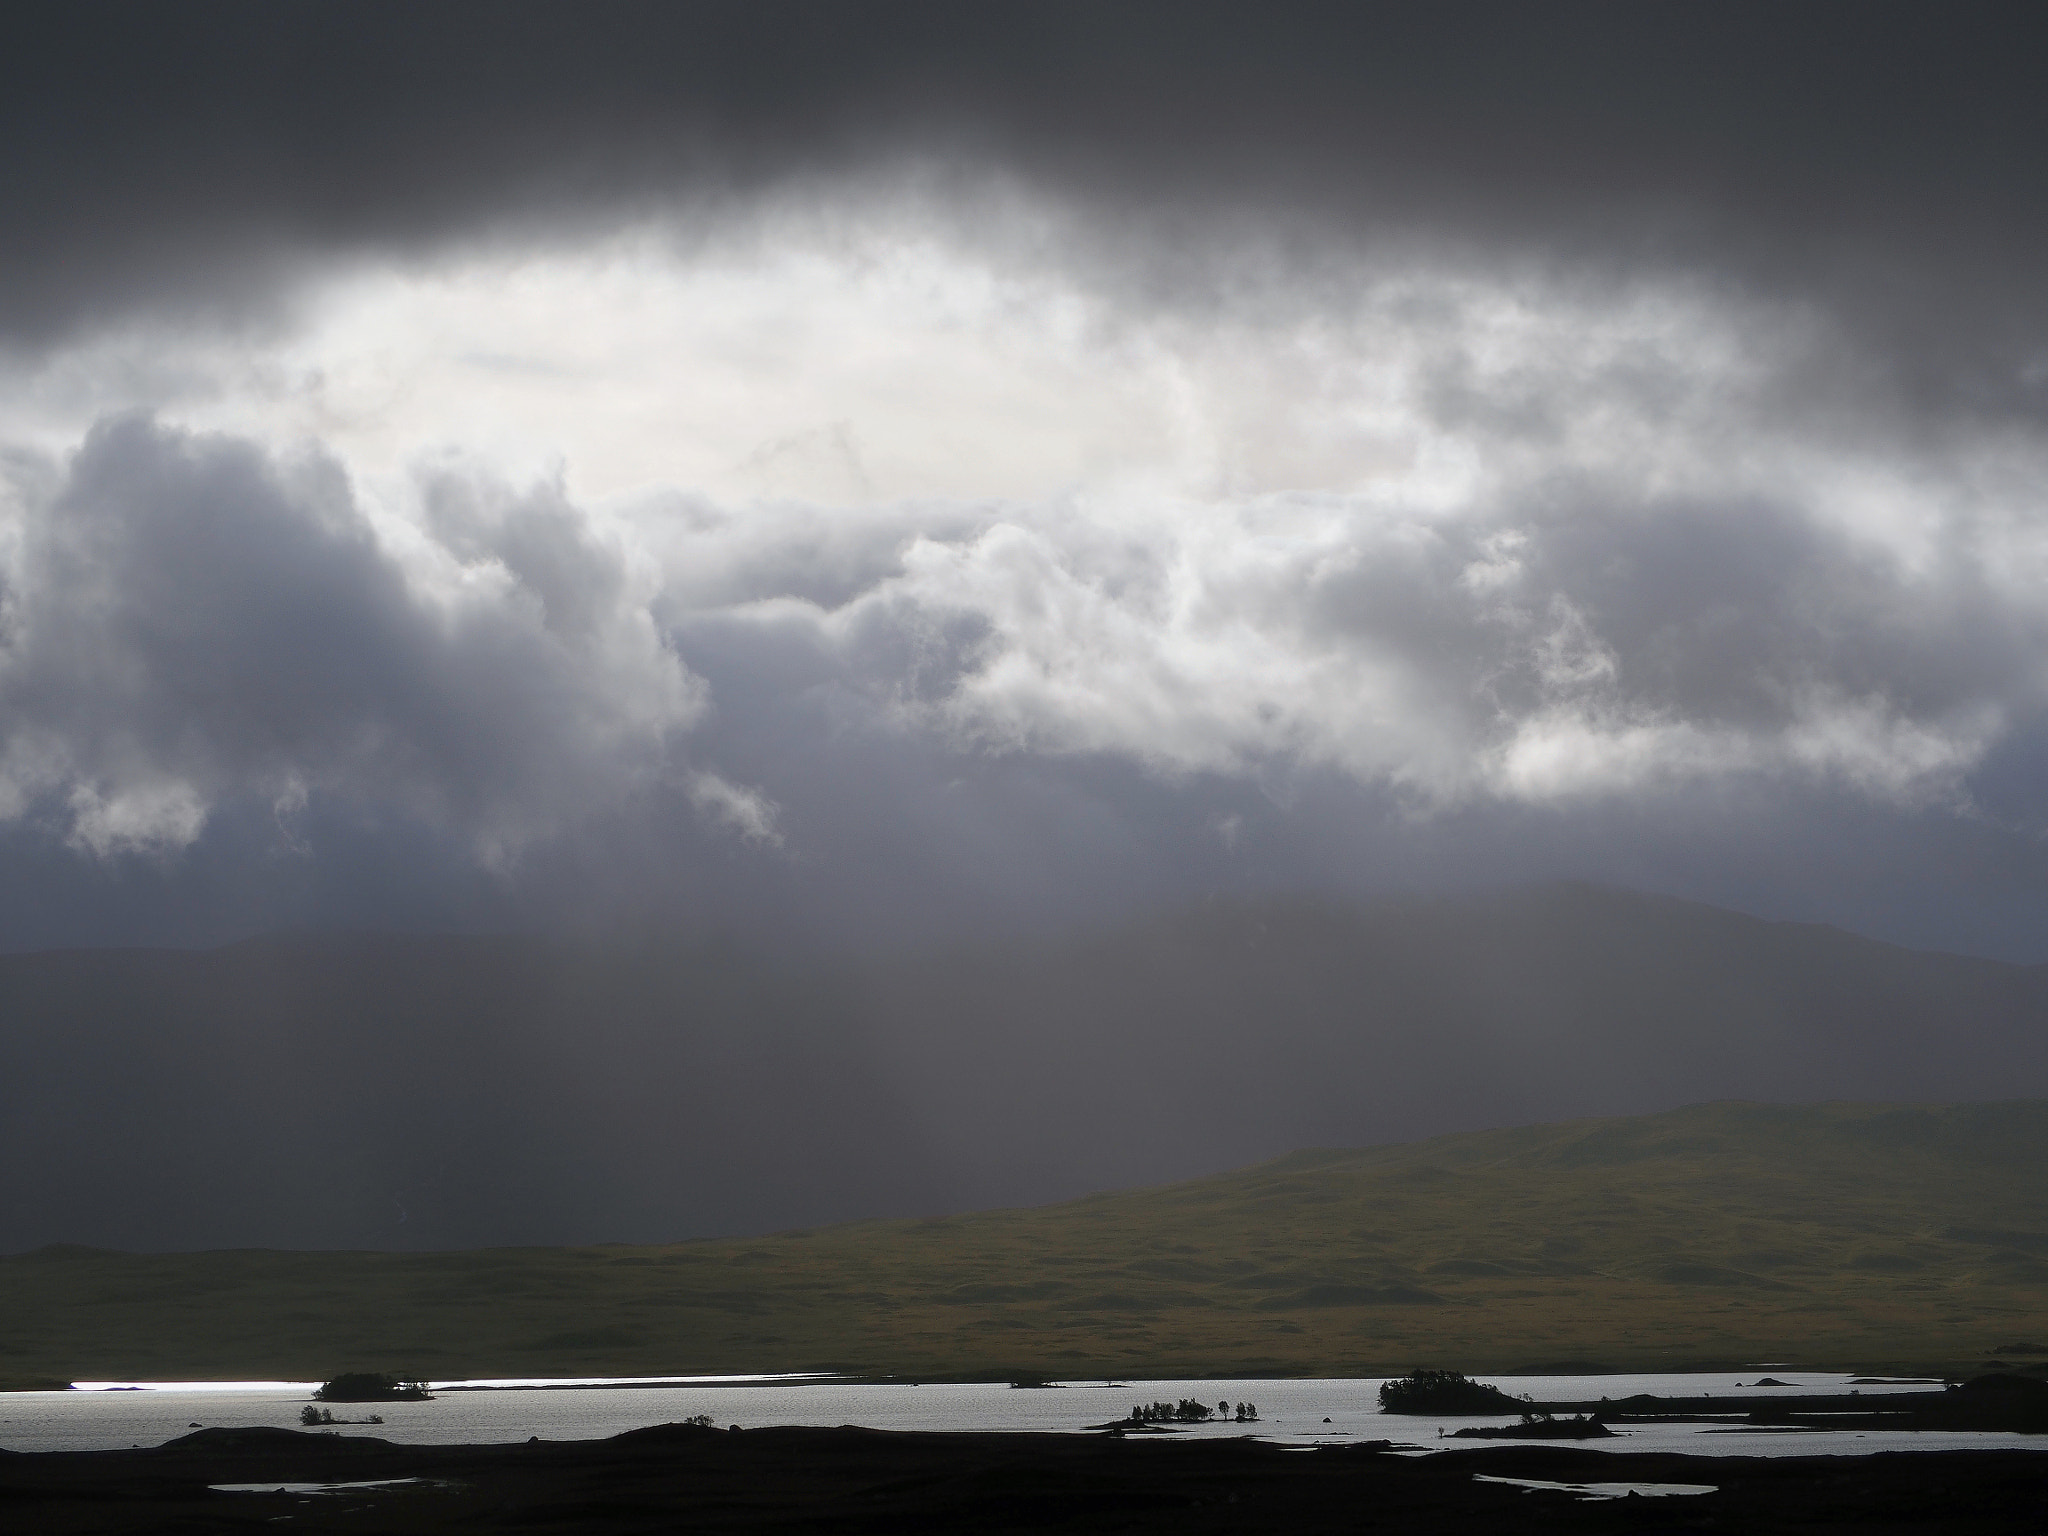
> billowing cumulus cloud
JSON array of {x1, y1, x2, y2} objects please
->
[
  {"x1": 5, "y1": 5, "x2": 2048, "y2": 956},
  {"x1": 0, "y1": 415, "x2": 702, "y2": 861}
]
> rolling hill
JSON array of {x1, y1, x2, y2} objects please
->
[{"x1": 6, "y1": 1100, "x2": 2048, "y2": 1382}]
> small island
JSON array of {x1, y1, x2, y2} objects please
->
[
  {"x1": 1376, "y1": 1369, "x2": 1529, "y2": 1415},
  {"x1": 1449, "y1": 1413, "x2": 1613, "y2": 1439},
  {"x1": 311, "y1": 1371, "x2": 432, "y2": 1403}
]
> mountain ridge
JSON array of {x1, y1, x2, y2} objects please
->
[{"x1": 5, "y1": 883, "x2": 2048, "y2": 1251}]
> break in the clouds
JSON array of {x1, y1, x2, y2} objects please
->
[{"x1": 4, "y1": 3, "x2": 2048, "y2": 953}]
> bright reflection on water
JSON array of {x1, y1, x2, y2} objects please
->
[{"x1": 3, "y1": 1373, "x2": 2040, "y2": 1457}]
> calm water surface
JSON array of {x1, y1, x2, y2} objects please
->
[{"x1": 4, "y1": 1372, "x2": 2037, "y2": 1458}]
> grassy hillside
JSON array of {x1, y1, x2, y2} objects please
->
[{"x1": 6, "y1": 1100, "x2": 2048, "y2": 1383}]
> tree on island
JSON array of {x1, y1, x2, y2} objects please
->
[
  {"x1": 312, "y1": 1372, "x2": 432, "y2": 1403},
  {"x1": 1376, "y1": 1370, "x2": 1528, "y2": 1414}
]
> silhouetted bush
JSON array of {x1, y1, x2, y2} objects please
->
[{"x1": 301, "y1": 1404, "x2": 384, "y2": 1425}]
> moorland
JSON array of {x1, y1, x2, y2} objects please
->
[{"x1": 6, "y1": 1099, "x2": 2048, "y2": 1384}]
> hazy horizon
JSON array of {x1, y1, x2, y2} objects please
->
[{"x1": 3, "y1": 875, "x2": 2045, "y2": 968}]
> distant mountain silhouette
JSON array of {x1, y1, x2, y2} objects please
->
[{"x1": 5, "y1": 884, "x2": 2046, "y2": 1251}]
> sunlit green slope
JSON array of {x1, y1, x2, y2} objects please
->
[{"x1": 7, "y1": 1100, "x2": 2048, "y2": 1383}]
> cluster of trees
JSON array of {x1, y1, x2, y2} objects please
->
[
  {"x1": 1127, "y1": 1398, "x2": 1259, "y2": 1423},
  {"x1": 312, "y1": 1372, "x2": 432, "y2": 1403},
  {"x1": 1376, "y1": 1370, "x2": 1528, "y2": 1415}
]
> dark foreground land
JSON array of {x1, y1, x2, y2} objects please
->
[{"x1": 4, "y1": 1424, "x2": 2047, "y2": 1534}]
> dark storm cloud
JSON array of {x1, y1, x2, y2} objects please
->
[
  {"x1": 5, "y1": 2, "x2": 2048, "y2": 377},
  {"x1": 0, "y1": 415, "x2": 697, "y2": 859}
]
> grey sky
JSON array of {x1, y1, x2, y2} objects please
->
[{"x1": 5, "y1": 2, "x2": 2048, "y2": 957}]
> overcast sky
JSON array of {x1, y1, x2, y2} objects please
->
[{"x1": 5, "y1": 1, "x2": 2048, "y2": 957}]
